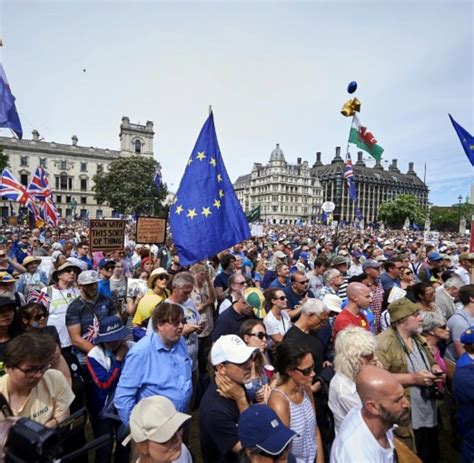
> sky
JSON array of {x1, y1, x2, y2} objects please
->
[{"x1": 0, "y1": 0, "x2": 473, "y2": 206}]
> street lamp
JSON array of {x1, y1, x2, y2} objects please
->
[{"x1": 458, "y1": 195, "x2": 462, "y2": 227}]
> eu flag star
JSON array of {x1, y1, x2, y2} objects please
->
[
  {"x1": 218, "y1": 189, "x2": 224, "y2": 198},
  {"x1": 175, "y1": 205, "x2": 184, "y2": 215},
  {"x1": 187, "y1": 209, "x2": 197, "y2": 219},
  {"x1": 217, "y1": 174, "x2": 223, "y2": 182},
  {"x1": 210, "y1": 157, "x2": 217, "y2": 167},
  {"x1": 187, "y1": 158, "x2": 192, "y2": 167},
  {"x1": 202, "y1": 207, "x2": 212, "y2": 218},
  {"x1": 213, "y1": 199, "x2": 221, "y2": 209},
  {"x1": 196, "y1": 151, "x2": 206, "y2": 161}
]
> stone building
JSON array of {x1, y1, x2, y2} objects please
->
[
  {"x1": 311, "y1": 147, "x2": 429, "y2": 223},
  {"x1": 0, "y1": 117, "x2": 154, "y2": 219},
  {"x1": 234, "y1": 144, "x2": 323, "y2": 224}
]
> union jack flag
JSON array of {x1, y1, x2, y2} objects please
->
[
  {"x1": 344, "y1": 154, "x2": 357, "y2": 202},
  {"x1": 27, "y1": 289, "x2": 51, "y2": 309},
  {"x1": 27, "y1": 167, "x2": 52, "y2": 202},
  {"x1": 40, "y1": 198, "x2": 60, "y2": 227}
]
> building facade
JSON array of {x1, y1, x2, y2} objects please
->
[
  {"x1": 0, "y1": 117, "x2": 154, "y2": 219},
  {"x1": 234, "y1": 144, "x2": 323, "y2": 224},
  {"x1": 311, "y1": 147, "x2": 429, "y2": 223}
]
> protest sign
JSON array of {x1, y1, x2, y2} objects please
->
[
  {"x1": 89, "y1": 219, "x2": 126, "y2": 252},
  {"x1": 136, "y1": 217, "x2": 167, "y2": 244},
  {"x1": 423, "y1": 230, "x2": 440, "y2": 246},
  {"x1": 250, "y1": 224, "x2": 265, "y2": 237}
]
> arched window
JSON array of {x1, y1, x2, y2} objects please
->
[{"x1": 134, "y1": 139, "x2": 142, "y2": 154}]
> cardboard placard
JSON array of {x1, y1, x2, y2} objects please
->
[
  {"x1": 250, "y1": 224, "x2": 264, "y2": 237},
  {"x1": 136, "y1": 217, "x2": 167, "y2": 244},
  {"x1": 89, "y1": 219, "x2": 125, "y2": 252}
]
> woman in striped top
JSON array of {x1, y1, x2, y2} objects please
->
[{"x1": 268, "y1": 341, "x2": 324, "y2": 463}]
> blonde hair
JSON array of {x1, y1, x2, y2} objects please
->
[{"x1": 334, "y1": 326, "x2": 377, "y2": 380}]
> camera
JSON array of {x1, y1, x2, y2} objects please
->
[{"x1": 420, "y1": 383, "x2": 443, "y2": 401}]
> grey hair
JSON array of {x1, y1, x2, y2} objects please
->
[
  {"x1": 444, "y1": 277, "x2": 464, "y2": 290},
  {"x1": 171, "y1": 271, "x2": 195, "y2": 288},
  {"x1": 301, "y1": 298, "x2": 328, "y2": 317},
  {"x1": 323, "y1": 268, "x2": 340, "y2": 285},
  {"x1": 421, "y1": 311, "x2": 446, "y2": 333},
  {"x1": 334, "y1": 326, "x2": 377, "y2": 380}
]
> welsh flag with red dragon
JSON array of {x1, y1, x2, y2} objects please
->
[{"x1": 348, "y1": 115, "x2": 384, "y2": 161}]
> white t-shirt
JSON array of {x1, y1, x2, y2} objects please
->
[
  {"x1": 263, "y1": 310, "x2": 292, "y2": 337},
  {"x1": 43, "y1": 286, "x2": 81, "y2": 347},
  {"x1": 136, "y1": 444, "x2": 192, "y2": 463},
  {"x1": 328, "y1": 371, "x2": 361, "y2": 433},
  {"x1": 330, "y1": 407, "x2": 395, "y2": 463}
]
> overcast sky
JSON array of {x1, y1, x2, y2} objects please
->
[{"x1": 1, "y1": 0, "x2": 472, "y2": 206}]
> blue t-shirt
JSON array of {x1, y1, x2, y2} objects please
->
[
  {"x1": 456, "y1": 352, "x2": 474, "y2": 369},
  {"x1": 98, "y1": 279, "x2": 113, "y2": 298}
]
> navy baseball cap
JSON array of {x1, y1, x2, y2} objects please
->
[
  {"x1": 94, "y1": 316, "x2": 131, "y2": 344},
  {"x1": 427, "y1": 252, "x2": 442, "y2": 262},
  {"x1": 238, "y1": 405, "x2": 297, "y2": 455},
  {"x1": 460, "y1": 326, "x2": 474, "y2": 345},
  {"x1": 99, "y1": 258, "x2": 116, "y2": 269}
]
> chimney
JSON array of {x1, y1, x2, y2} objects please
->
[
  {"x1": 297, "y1": 157, "x2": 302, "y2": 164},
  {"x1": 32, "y1": 130, "x2": 40, "y2": 141},
  {"x1": 332, "y1": 146, "x2": 344, "y2": 164},
  {"x1": 355, "y1": 151, "x2": 366, "y2": 166},
  {"x1": 373, "y1": 158, "x2": 384, "y2": 170},
  {"x1": 71, "y1": 135, "x2": 78, "y2": 146},
  {"x1": 388, "y1": 158, "x2": 400, "y2": 173},
  {"x1": 313, "y1": 151, "x2": 323, "y2": 168},
  {"x1": 407, "y1": 162, "x2": 415, "y2": 175}
]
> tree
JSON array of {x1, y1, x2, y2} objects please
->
[
  {"x1": 93, "y1": 156, "x2": 168, "y2": 215},
  {"x1": 429, "y1": 202, "x2": 474, "y2": 231},
  {"x1": 378, "y1": 194, "x2": 425, "y2": 228},
  {"x1": 0, "y1": 147, "x2": 9, "y2": 171}
]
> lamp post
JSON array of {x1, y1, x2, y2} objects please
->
[{"x1": 458, "y1": 195, "x2": 462, "y2": 229}]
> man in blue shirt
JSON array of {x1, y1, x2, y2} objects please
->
[
  {"x1": 456, "y1": 326, "x2": 474, "y2": 369},
  {"x1": 379, "y1": 259, "x2": 402, "y2": 292},
  {"x1": 115, "y1": 302, "x2": 193, "y2": 425},
  {"x1": 98, "y1": 258, "x2": 115, "y2": 297}
]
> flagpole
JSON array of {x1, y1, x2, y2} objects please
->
[{"x1": 208, "y1": 105, "x2": 213, "y2": 115}]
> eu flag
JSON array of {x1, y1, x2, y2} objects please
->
[
  {"x1": 0, "y1": 64, "x2": 22, "y2": 139},
  {"x1": 170, "y1": 112, "x2": 251, "y2": 266},
  {"x1": 449, "y1": 114, "x2": 474, "y2": 166}
]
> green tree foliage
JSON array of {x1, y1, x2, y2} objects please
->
[
  {"x1": 0, "y1": 147, "x2": 9, "y2": 171},
  {"x1": 429, "y1": 201, "x2": 474, "y2": 231},
  {"x1": 378, "y1": 194, "x2": 425, "y2": 228},
  {"x1": 93, "y1": 156, "x2": 168, "y2": 215}
]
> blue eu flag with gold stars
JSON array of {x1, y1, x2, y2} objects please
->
[{"x1": 170, "y1": 112, "x2": 251, "y2": 266}]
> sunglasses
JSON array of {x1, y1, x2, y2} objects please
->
[
  {"x1": 274, "y1": 296, "x2": 287, "y2": 301},
  {"x1": 295, "y1": 364, "x2": 314, "y2": 376},
  {"x1": 29, "y1": 312, "x2": 48, "y2": 322},
  {"x1": 437, "y1": 325, "x2": 447, "y2": 330},
  {"x1": 249, "y1": 331, "x2": 267, "y2": 340},
  {"x1": 235, "y1": 281, "x2": 247, "y2": 286},
  {"x1": 157, "y1": 274, "x2": 169, "y2": 280},
  {"x1": 296, "y1": 280, "x2": 309, "y2": 284}
]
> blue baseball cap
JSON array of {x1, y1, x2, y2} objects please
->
[
  {"x1": 238, "y1": 405, "x2": 297, "y2": 455},
  {"x1": 427, "y1": 251, "x2": 442, "y2": 262},
  {"x1": 460, "y1": 326, "x2": 474, "y2": 345}
]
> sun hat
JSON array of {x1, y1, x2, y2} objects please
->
[
  {"x1": 211, "y1": 334, "x2": 257, "y2": 366},
  {"x1": 331, "y1": 256, "x2": 348, "y2": 267},
  {"x1": 238, "y1": 404, "x2": 297, "y2": 455},
  {"x1": 273, "y1": 251, "x2": 286, "y2": 259},
  {"x1": 459, "y1": 252, "x2": 474, "y2": 261},
  {"x1": 51, "y1": 262, "x2": 81, "y2": 283},
  {"x1": 147, "y1": 267, "x2": 169, "y2": 289},
  {"x1": 77, "y1": 270, "x2": 100, "y2": 286},
  {"x1": 388, "y1": 297, "x2": 418, "y2": 323},
  {"x1": 0, "y1": 272, "x2": 17, "y2": 284},
  {"x1": 322, "y1": 294, "x2": 343, "y2": 313},
  {"x1": 94, "y1": 316, "x2": 131, "y2": 345},
  {"x1": 123, "y1": 396, "x2": 191, "y2": 446},
  {"x1": 22, "y1": 256, "x2": 41, "y2": 267}
]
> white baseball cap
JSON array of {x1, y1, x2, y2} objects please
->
[
  {"x1": 322, "y1": 294, "x2": 343, "y2": 313},
  {"x1": 122, "y1": 396, "x2": 191, "y2": 446},
  {"x1": 211, "y1": 334, "x2": 257, "y2": 366}
]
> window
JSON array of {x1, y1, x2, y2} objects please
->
[
  {"x1": 80, "y1": 162, "x2": 87, "y2": 172},
  {"x1": 80, "y1": 179, "x2": 88, "y2": 191},
  {"x1": 56, "y1": 195, "x2": 62, "y2": 203},
  {"x1": 80, "y1": 196, "x2": 87, "y2": 205},
  {"x1": 55, "y1": 177, "x2": 60, "y2": 189},
  {"x1": 60, "y1": 160, "x2": 67, "y2": 170},
  {"x1": 60, "y1": 174, "x2": 68, "y2": 190},
  {"x1": 68, "y1": 178, "x2": 72, "y2": 190},
  {"x1": 20, "y1": 174, "x2": 28, "y2": 186},
  {"x1": 66, "y1": 196, "x2": 71, "y2": 204},
  {"x1": 97, "y1": 164, "x2": 103, "y2": 173},
  {"x1": 58, "y1": 208, "x2": 63, "y2": 216},
  {"x1": 20, "y1": 156, "x2": 28, "y2": 167},
  {"x1": 39, "y1": 158, "x2": 46, "y2": 168},
  {"x1": 134, "y1": 139, "x2": 142, "y2": 154},
  {"x1": 80, "y1": 209, "x2": 88, "y2": 219},
  {"x1": 96, "y1": 210, "x2": 103, "y2": 219}
]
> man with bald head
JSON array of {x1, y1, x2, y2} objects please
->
[
  {"x1": 333, "y1": 282, "x2": 371, "y2": 338},
  {"x1": 331, "y1": 366, "x2": 410, "y2": 462}
]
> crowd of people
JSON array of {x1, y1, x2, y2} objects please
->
[{"x1": 0, "y1": 221, "x2": 472, "y2": 463}]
